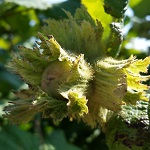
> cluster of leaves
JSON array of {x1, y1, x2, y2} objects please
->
[
  {"x1": 0, "y1": 125, "x2": 82, "y2": 150},
  {"x1": 106, "y1": 101, "x2": 150, "y2": 150},
  {"x1": 0, "y1": 0, "x2": 150, "y2": 150},
  {"x1": 0, "y1": 1, "x2": 109, "y2": 150},
  {"x1": 3, "y1": 1, "x2": 149, "y2": 125},
  {"x1": 0, "y1": 0, "x2": 80, "y2": 97}
]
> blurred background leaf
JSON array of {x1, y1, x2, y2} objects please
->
[
  {"x1": 120, "y1": 0, "x2": 150, "y2": 58},
  {"x1": 0, "y1": 125, "x2": 40, "y2": 150},
  {"x1": 4, "y1": 0, "x2": 52, "y2": 10},
  {"x1": 130, "y1": 0, "x2": 150, "y2": 18},
  {"x1": 42, "y1": 129, "x2": 81, "y2": 150}
]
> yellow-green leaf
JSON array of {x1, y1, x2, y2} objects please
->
[
  {"x1": 81, "y1": 0, "x2": 112, "y2": 39},
  {"x1": 126, "y1": 56, "x2": 150, "y2": 74},
  {"x1": 123, "y1": 91, "x2": 148, "y2": 105},
  {"x1": 129, "y1": 0, "x2": 142, "y2": 7}
]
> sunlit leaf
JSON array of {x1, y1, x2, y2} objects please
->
[
  {"x1": 0, "y1": 39, "x2": 10, "y2": 50},
  {"x1": 82, "y1": 0, "x2": 112, "y2": 27},
  {"x1": 81, "y1": 0, "x2": 112, "y2": 39},
  {"x1": 129, "y1": 0, "x2": 142, "y2": 7},
  {"x1": 126, "y1": 56, "x2": 150, "y2": 74}
]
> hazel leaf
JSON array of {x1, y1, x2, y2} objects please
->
[
  {"x1": 126, "y1": 56, "x2": 150, "y2": 74},
  {"x1": 123, "y1": 91, "x2": 148, "y2": 105}
]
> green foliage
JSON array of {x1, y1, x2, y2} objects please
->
[
  {"x1": 0, "y1": 66, "x2": 22, "y2": 97},
  {"x1": 106, "y1": 23, "x2": 123, "y2": 57},
  {"x1": 0, "y1": 0, "x2": 150, "y2": 150},
  {"x1": 130, "y1": 0, "x2": 150, "y2": 18},
  {"x1": 81, "y1": 0, "x2": 112, "y2": 46},
  {"x1": 120, "y1": 0, "x2": 150, "y2": 58},
  {"x1": 45, "y1": 0, "x2": 81, "y2": 20},
  {"x1": 0, "y1": 0, "x2": 81, "y2": 51},
  {"x1": 42, "y1": 129, "x2": 81, "y2": 150},
  {"x1": 81, "y1": 0, "x2": 112, "y2": 29},
  {"x1": 3, "y1": 3, "x2": 150, "y2": 130},
  {"x1": 4, "y1": 31, "x2": 94, "y2": 124},
  {"x1": 42, "y1": 7, "x2": 105, "y2": 61},
  {"x1": 0, "y1": 125, "x2": 81, "y2": 150},
  {"x1": 0, "y1": 125, "x2": 39, "y2": 150},
  {"x1": 105, "y1": 101, "x2": 149, "y2": 150},
  {"x1": 0, "y1": 49, "x2": 23, "y2": 97},
  {"x1": 104, "y1": 0, "x2": 129, "y2": 18},
  {"x1": 129, "y1": 20, "x2": 150, "y2": 39}
]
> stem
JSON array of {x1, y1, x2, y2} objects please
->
[{"x1": 33, "y1": 114, "x2": 44, "y2": 144}]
